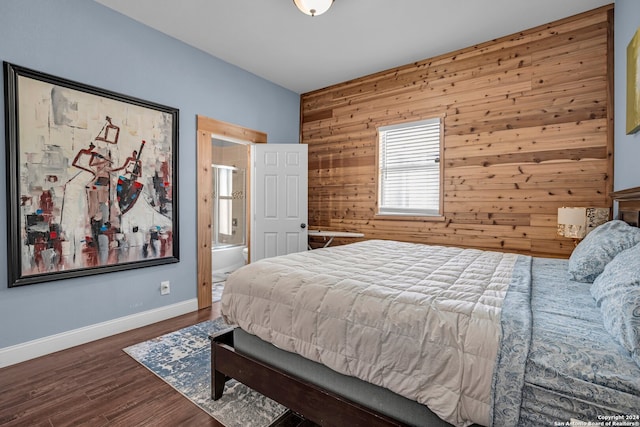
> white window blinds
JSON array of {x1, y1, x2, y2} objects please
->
[{"x1": 378, "y1": 118, "x2": 441, "y2": 216}]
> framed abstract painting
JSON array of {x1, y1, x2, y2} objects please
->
[
  {"x1": 4, "y1": 62, "x2": 179, "y2": 287},
  {"x1": 627, "y1": 27, "x2": 640, "y2": 135}
]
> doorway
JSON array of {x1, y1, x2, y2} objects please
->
[
  {"x1": 211, "y1": 138, "x2": 248, "y2": 282},
  {"x1": 196, "y1": 115, "x2": 266, "y2": 309}
]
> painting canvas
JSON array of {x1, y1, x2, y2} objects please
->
[
  {"x1": 627, "y1": 28, "x2": 640, "y2": 135},
  {"x1": 4, "y1": 62, "x2": 179, "y2": 287}
]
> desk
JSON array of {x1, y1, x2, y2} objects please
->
[{"x1": 308, "y1": 230, "x2": 364, "y2": 249}]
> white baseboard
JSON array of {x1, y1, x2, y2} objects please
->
[{"x1": 0, "y1": 298, "x2": 198, "y2": 368}]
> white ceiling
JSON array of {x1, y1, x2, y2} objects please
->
[{"x1": 95, "y1": 0, "x2": 612, "y2": 94}]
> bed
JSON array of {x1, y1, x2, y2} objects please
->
[{"x1": 211, "y1": 211, "x2": 640, "y2": 426}]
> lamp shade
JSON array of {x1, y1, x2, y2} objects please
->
[
  {"x1": 293, "y1": 0, "x2": 334, "y2": 16},
  {"x1": 557, "y1": 207, "x2": 609, "y2": 239}
]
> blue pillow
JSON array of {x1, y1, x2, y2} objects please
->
[
  {"x1": 568, "y1": 220, "x2": 640, "y2": 283},
  {"x1": 591, "y1": 243, "x2": 640, "y2": 368}
]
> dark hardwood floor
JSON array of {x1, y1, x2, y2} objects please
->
[{"x1": 0, "y1": 304, "x2": 224, "y2": 426}]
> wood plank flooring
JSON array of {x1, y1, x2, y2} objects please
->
[
  {"x1": 0, "y1": 303, "x2": 320, "y2": 427},
  {"x1": 0, "y1": 305, "x2": 224, "y2": 426}
]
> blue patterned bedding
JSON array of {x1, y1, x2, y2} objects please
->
[{"x1": 493, "y1": 257, "x2": 640, "y2": 426}]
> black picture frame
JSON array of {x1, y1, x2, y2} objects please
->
[{"x1": 4, "y1": 62, "x2": 179, "y2": 287}]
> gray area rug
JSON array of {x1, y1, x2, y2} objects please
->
[{"x1": 123, "y1": 318, "x2": 287, "y2": 427}]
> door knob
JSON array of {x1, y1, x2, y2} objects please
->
[{"x1": 300, "y1": 223, "x2": 307, "y2": 229}]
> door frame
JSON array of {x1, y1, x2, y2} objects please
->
[{"x1": 196, "y1": 115, "x2": 266, "y2": 309}]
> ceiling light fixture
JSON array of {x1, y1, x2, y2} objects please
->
[{"x1": 293, "y1": 0, "x2": 334, "y2": 17}]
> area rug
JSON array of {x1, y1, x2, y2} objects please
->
[{"x1": 123, "y1": 318, "x2": 287, "y2": 427}]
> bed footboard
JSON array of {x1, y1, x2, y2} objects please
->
[
  {"x1": 209, "y1": 329, "x2": 407, "y2": 427},
  {"x1": 209, "y1": 327, "x2": 235, "y2": 400}
]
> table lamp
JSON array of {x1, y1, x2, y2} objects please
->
[{"x1": 557, "y1": 207, "x2": 609, "y2": 243}]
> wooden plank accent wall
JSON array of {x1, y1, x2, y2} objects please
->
[{"x1": 301, "y1": 5, "x2": 614, "y2": 258}]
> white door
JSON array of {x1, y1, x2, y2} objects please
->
[{"x1": 251, "y1": 144, "x2": 308, "y2": 262}]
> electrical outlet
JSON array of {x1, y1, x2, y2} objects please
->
[{"x1": 160, "y1": 281, "x2": 170, "y2": 295}]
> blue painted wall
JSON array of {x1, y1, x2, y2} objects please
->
[
  {"x1": 614, "y1": 0, "x2": 640, "y2": 190},
  {"x1": 0, "y1": 0, "x2": 299, "y2": 348}
]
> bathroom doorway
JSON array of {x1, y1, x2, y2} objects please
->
[
  {"x1": 211, "y1": 138, "x2": 248, "y2": 283},
  {"x1": 196, "y1": 115, "x2": 266, "y2": 309}
]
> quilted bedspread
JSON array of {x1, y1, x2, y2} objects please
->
[
  {"x1": 221, "y1": 240, "x2": 522, "y2": 426},
  {"x1": 493, "y1": 257, "x2": 640, "y2": 426}
]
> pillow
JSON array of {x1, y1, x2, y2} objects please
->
[
  {"x1": 568, "y1": 220, "x2": 640, "y2": 283},
  {"x1": 591, "y1": 243, "x2": 640, "y2": 368}
]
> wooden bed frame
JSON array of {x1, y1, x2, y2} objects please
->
[
  {"x1": 210, "y1": 328, "x2": 407, "y2": 427},
  {"x1": 210, "y1": 187, "x2": 640, "y2": 427}
]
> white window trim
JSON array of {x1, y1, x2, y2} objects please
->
[{"x1": 377, "y1": 117, "x2": 444, "y2": 218}]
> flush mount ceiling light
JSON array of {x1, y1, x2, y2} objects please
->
[{"x1": 293, "y1": 0, "x2": 334, "y2": 17}]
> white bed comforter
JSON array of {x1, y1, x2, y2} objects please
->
[{"x1": 221, "y1": 240, "x2": 520, "y2": 426}]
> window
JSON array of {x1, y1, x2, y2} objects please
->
[{"x1": 378, "y1": 117, "x2": 442, "y2": 216}]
